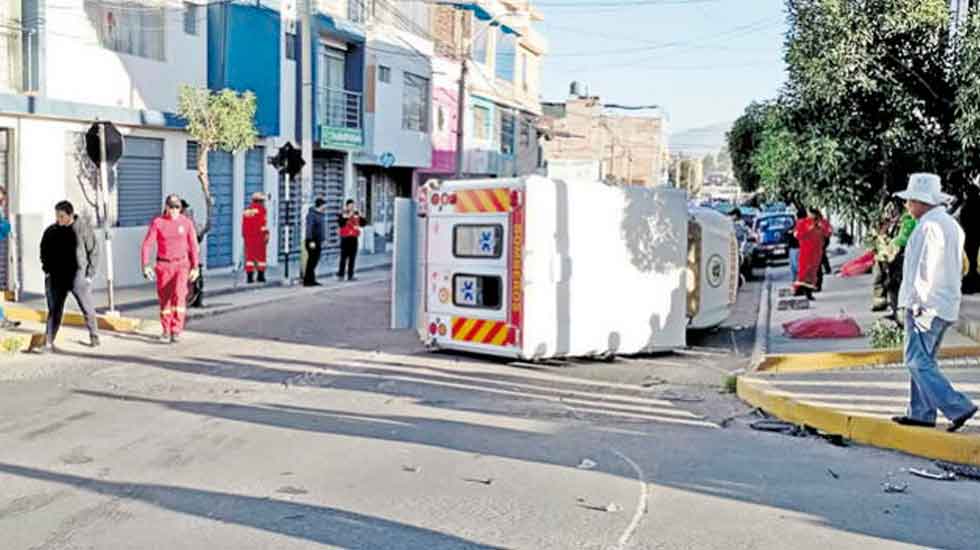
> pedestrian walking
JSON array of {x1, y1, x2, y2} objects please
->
[
  {"x1": 141, "y1": 194, "x2": 200, "y2": 343},
  {"x1": 0, "y1": 187, "x2": 19, "y2": 330},
  {"x1": 39, "y1": 201, "x2": 99, "y2": 352},
  {"x1": 303, "y1": 197, "x2": 327, "y2": 287},
  {"x1": 179, "y1": 199, "x2": 205, "y2": 308},
  {"x1": 813, "y1": 209, "x2": 832, "y2": 292},
  {"x1": 787, "y1": 204, "x2": 806, "y2": 283},
  {"x1": 891, "y1": 173, "x2": 978, "y2": 432},
  {"x1": 337, "y1": 199, "x2": 366, "y2": 281},
  {"x1": 242, "y1": 192, "x2": 269, "y2": 284},
  {"x1": 792, "y1": 207, "x2": 826, "y2": 301}
]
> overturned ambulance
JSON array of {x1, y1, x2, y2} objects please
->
[{"x1": 417, "y1": 176, "x2": 737, "y2": 360}]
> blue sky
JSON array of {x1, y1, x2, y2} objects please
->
[{"x1": 537, "y1": 0, "x2": 788, "y2": 134}]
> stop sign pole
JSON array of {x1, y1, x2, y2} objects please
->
[{"x1": 98, "y1": 123, "x2": 118, "y2": 315}]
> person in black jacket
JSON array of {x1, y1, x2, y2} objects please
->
[
  {"x1": 40, "y1": 201, "x2": 100, "y2": 352},
  {"x1": 303, "y1": 197, "x2": 327, "y2": 287}
]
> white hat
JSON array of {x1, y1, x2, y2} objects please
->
[
  {"x1": 251, "y1": 192, "x2": 266, "y2": 202},
  {"x1": 895, "y1": 173, "x2": 954, "y2": 206}
]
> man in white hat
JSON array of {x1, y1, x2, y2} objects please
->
[{"x1": 892, "y1": 173, "x2": 978, "y2": 432}]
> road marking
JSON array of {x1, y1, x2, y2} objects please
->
[{"x1": 611, "y1": 449, "x2": 648, "y2": 550}]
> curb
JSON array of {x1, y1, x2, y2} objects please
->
[
  {"x1": 3, "y1": 304, "x2": 143, "y2": 333},
  {"x1": 757, "y1": 346, "x2": 980, "y2": 374},
  {"x1": 737, "y1": 376, "x2": 980, "y2": 466},
  {"x1": 749, "y1": 268, "x2": 772, "y2": 370},
  {"x1": 956, "y1": 319, "x2": 980, "y2": 344}
]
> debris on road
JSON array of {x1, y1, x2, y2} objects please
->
[
  {"x1": 653, "y1": 391, "x2": 704, "y2": 403},
  {"x1": 577, "y1": 458, "x2": 598, "y2": 470},
  {"x1": 909, "y1": 468, "x2": 956, "y2": 481},
  {"x1": 750, "y1": 419, "x2": 808, "y2": 437},
  {"x1": 935, "y1": 461, "x2": 980, "y2": 481},
  {"x1": 882, "y1": 473, "x2": 908, "y2": 494},
  {"x1": 641, "y1": 376, "x2": 667, "y2": 387},
  {"x1": 827, "y1": 468, "x2": 839, "y2": 479},
  {"x1": 604, "y1": 502, "x2": 622, "y2": 513},
  {"x1": 276, "y1": 486, "x2": 309, "y2": 495},
  {"x1": 402, "y1": 465, "x2": 422, "y2": 473},
  {"x1": 463, "y1": 477, "x2": 493, "y2": 486}
]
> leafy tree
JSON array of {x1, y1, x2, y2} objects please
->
[
  {"x1": 702, "y1": 153, "x2": 717, "y2": 174},
  {"x1": 726, "y1": 102, "x2": 775, "y2": 193},
  {"x1": 177, "y1": 85, "x2": 258, "y2": 239}
]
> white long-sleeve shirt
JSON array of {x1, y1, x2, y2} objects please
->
[{"x1": 898, "y1": 206, "x2": 964, "y2": 325}]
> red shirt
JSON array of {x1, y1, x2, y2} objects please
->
[
  {"x1": 242, "y1": 201, "x2": 268, "y2": 240},
  {"x1": 141, "y1": 213, "x2": 200, "y2": 266}
]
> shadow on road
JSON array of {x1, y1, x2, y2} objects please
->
[{"x1": 0, "y1": 462, "x2": 504, "y2": 549}]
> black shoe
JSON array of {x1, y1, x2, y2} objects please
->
[
  {"x1": 0, "y1": 319, "x2": 20, "y2": 329},
  {"x1": 348, "y1": 276, "x2": 357, "y2": 281},
  {"x1": 948, "y1": 406, "x2": 979, "y2": 433},
  {"x1": 337, "y1": 274, "x2": 344, "y2": 281},
  {"x1": 170, "y1": 333, "x2": 181, "y2": 344},
  {"x1": 304, "y1": 281, "x2": 321, "y2": 287},
  {"x1": 257, "y1": 272, "x2": 266, "y2": 283},
  {"x1": 246, "y1": 272, "x2": 255, "y2": 284},
  {"x1": 89, "y1": 335, "x2": 100, "y2": 348},
  {"x1": 891, "y1": 416, "x2": 936, "y2": 428},
  {"x1": 871, "y1": 303, "x2": 888, "y2": 312}
]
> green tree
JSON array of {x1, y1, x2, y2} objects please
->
[
  {"x1": 702, "y1": 153, "x2": 717, "y2": 174},
  {"x1": 726, "y1": 101, "x2": 776, "y2": 193},
  {"x1": 177, "y1": 85, "x2": 258, "y2": 239}
]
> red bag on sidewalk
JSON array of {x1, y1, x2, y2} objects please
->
[
  {"x1": 839, "y1": 251, "x2": 875, "y2": 278},
  {"x1": 783, "y1": 316, "x2": 863, "y2": 339}
]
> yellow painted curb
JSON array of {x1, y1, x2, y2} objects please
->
[
  {"x1": 758, "y1": 346, "x2": 980, "y2": 374},
  {"x1": 737, "y1": 377, "x2": 980, "y2": 466},
  {"x1": 1, "y1": 305, "x2": 143, "y2": 333}
]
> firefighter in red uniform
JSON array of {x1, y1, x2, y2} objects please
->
[
  {"x1": 242, "y1": 192, "x2": 269, "y2": 283},
  {"x1": 141, "y1": 194, "x2": 200, "y2": 343}
]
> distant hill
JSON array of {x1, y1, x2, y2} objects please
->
[{"x1": 670, "y1": 121, "x2": 733, "y2": 155}]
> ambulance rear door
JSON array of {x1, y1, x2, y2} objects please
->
[{"x1": 424, "y1": 186, "x2": 520, "y2": 357}]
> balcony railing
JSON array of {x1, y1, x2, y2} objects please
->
[{"x1": 318, "y1": 87, "x2": 363, "y2": 149}]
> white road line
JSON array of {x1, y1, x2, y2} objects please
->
[{"x1": 611, "y1": 449, "x2": 649, "y2": 550}]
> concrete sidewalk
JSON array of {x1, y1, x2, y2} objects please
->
[
  {"x1": 17, "y1": 252, "x2": 392, "y2": 315},
  {"x1": 741, "y1": 249, "x2": 980, "y2": 465}
]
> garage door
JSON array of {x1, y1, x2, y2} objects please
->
[
  {"x1": 314, "y1": 152, "x2": 344, "y2": 257},
  {"x1": 0, "y1": 130, "x2": 8, "y2": 289},
  {"x1": 206, "y1": 150, "x2": 234, "y2": 268},
  {"x1": 117, "y1": 137, "x2": 163, "y2": 227},
  {"x1": 244, "y1": 147, "x2": 264, "y2": 206}
]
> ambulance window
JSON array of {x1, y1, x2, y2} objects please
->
[
  {"x1": 453, "y1": 225, "x2": 503, "y2": 258},
  {"x1": 453, "y1": 274, "x2": 503, "y2": 310}
]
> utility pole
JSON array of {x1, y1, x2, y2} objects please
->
[
  {"x1": 454, "y1": 10, "x2": 467, "y2": 179},
  {"x1": 299, "y1": 0, "x2": 314, "y2": 281}
]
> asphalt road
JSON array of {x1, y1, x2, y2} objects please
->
[{"x1": 1, "y1": 274, "x2": 978, "y2": 549}]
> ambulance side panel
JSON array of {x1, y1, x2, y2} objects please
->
[{"x1": 520, "y1": 179, "x2": 560, "y2": 359}]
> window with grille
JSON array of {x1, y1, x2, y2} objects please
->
[
  {"x1": 84, "y1": 0, "x2": 166, "y2": 61},
  {"x1": 402, "y1": 72, "x2": 429, "y2": 132},
  {"x1": 500, "y1": 111, "x2": 515, "y2": 155},
  {"x1": 183, "y1": 2, "x2": 198, "y2": 35},
  {"x1": 379, "y1": 65, "x2": 391, "y2": 83},
  {"x1": 473, "y1": 105, "x2": 490, "y2": 140},
  {"x1": 186, "y1": 141, "x2": 198, "y2": 170}
]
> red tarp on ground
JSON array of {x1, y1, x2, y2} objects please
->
[
  {"x1": 839, "y1": 251, "x2": 875, "y2": 278},
  {"x1": 783, "y1": 316, "x2": 863, "y2": 339}
]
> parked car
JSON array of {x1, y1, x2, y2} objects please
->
[{"x1": 750, "y1": 213, "x2": 796, "y2": 265}]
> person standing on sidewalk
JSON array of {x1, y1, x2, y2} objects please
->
[
  {"x1": 793, "y1": 207, "x2": 826, "y2": 300},
  {"x1": 141, "y1": 194, "x2": 200, "y2": 344},
  {"x1": 0, "y1": 187, "x2": 19, "y2": 330},
  {"x1": 303, "y1": 197, "x2": 327, "y2": 287},
  {"x1": 892, "y1": 173, "x2": 978, "y2": 432},
  {"x1": 337, "y1": 199, "x2": 365, "y2": 281},
  {"x1": 39, "y1": 201, "x2": 100, "y2": 351},
  {"x1": 242, "y1": 192, "x2": 269, "y2": 284}
]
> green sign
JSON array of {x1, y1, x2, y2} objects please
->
[{"x1": 320, "y1": 126, "x2": 363, "y2": 149}]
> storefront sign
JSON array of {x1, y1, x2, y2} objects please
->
[{"x1": 320, "y1": 126, "x2": 363, "y2": 149}]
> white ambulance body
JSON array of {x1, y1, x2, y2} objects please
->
[{"x1": 420, "y1": 176, "x2": 736, "y2": 360}]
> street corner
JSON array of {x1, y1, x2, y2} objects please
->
[
  {"x1": 2, "y1": 304, "x2": 144, "y2": 334},
  {"x1": 737, "y1": 366, "x2": 980, "y2": 467}
]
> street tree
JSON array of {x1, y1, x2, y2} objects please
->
[
  {"x1": 702, "y1": 153, "x2": 717, "y2": 174},
  {"x1": 726, "y1": 101, "x2": 776, "y2": 193},
  {"x1": 177, "y1": 85, "x2": 258, "y2": 239}
]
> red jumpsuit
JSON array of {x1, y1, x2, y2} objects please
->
[
  {"x1": 141, "y1": 213, "x2": 200, "y2": 336},
  {"x1": 242, "y1": 200, "x2": 269, "y2": 274}
]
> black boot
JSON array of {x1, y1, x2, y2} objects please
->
[
  {"x1": 247, "y1": 271, "x2": 255, "y2": 284},
  {"x1": 257, "y1": 271, "x2": 266, "y2": 283}
]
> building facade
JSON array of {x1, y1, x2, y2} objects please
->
[{"x1": 540, "y1": 90, "x2": 669, "y2": 186}]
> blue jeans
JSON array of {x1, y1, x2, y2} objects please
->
[
  {"x1": 789, "y1": 249, "x2": 799, "y2": 282},
  {"x1": 904, "y1": 310, "x2": 976, "y2": 422}
]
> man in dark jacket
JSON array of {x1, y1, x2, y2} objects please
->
[
  {"x1": 303, "y1": 197, "x2": 327, "y2": 287},
  {"x1": 40, "y1": 201, "x2": 100, "y2": 352}
]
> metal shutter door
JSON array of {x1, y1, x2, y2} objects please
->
[
  {"x1": 244, "y1": 147, "x2": 264, "y2": 206},
  {"x1": 117, "y1": 137, "x2": 163, "y2": 227},
  {"x1": 313, "y1": 152, "x2": 344, "y2": 257},
  {"x1": 278, "y1": 175, "x2": 301, "y2": 259},
  {"x1": 206, "y1": 150, "x2": 234, "y2": 268}
]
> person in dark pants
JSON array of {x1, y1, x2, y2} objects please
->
[
  {"x1": 960, "y1": 186, "x2": 980, "y2": 294},
  {"x1": 180, "y1": 199, "x2": 205, "y2": 308},
  {"x1": 337, "y1": 199, "x2": 366, "y2": 281},
  {"x1": 303, "y1": 197, "x2": 327, "y2": 287},
  {"x1": 40, "y1": 201, "x2": 100, "y2": 352}
]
